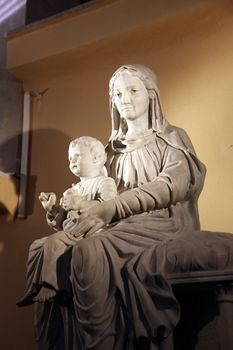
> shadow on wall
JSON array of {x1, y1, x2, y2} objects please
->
[
  {"x1": 0, "y1": 128, "x2": 72, "y2": 221},
  {"x1": 0, "y1": 129, "x2": 72, "y2": 350}
]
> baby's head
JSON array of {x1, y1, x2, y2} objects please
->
[{"x1": 68, "y1": 136, "x2": 106, "y2": 178}]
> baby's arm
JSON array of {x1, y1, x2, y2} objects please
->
[
  {"x1": 73, "y1": 177, "x2": 117, "y2": 212},
  {"x1": 60, "y1": 188, "x2": 84, "y2": 211},
  {"x1": 97, "y1": 176, "x2": 118, "y2": 201},
  {"x1": 39, "y1": 192, "x2": 66, "y2": 231},
  {"x1": 61, "y1": 193, "x2": 98, "y2": 211},
  {"x1": 70, "y1": 177, "x2": 117, "y2": 237},
  {"x1": 71, "y1": 199, "x2": 100, "y2": 211},
  {"x1": 39, "y1": 192, "x2": 58, "y2": 214}
]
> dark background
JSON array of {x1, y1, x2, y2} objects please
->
[{"x1": 26, "y1": 0, "x2": 93, "y2": 24}]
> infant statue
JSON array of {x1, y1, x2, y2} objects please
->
[{"x1": 18, "y1": 136, "x2": 117, "y2": 305}]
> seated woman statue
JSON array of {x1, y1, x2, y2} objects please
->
[{"x1": 20, "y1": 64, "x2": 233, "y2": 350}]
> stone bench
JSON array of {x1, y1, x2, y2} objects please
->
[{"x1": 156, "y1": 270, "x2": 233, "y2": 350}]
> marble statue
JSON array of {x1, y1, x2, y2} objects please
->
[
  {"x1": 18, "y1": 136, "x2": 117, "y2": 304},
  {"x1": 19, "y1": 65, "x2": 233, "y2": 350}
]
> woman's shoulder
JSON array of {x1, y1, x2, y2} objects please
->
[
  {"x1": 157, "y1": 124, "x2": 197, "y2": 155},
  {"x1": 105, "y1": 126, "x2": 195, "y2": 157}
]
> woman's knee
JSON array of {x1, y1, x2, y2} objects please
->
[
  {"x1": 29, "y1": 236, "x2": 48, "y2": 251},
  {"x1": 71, "y1": 239, "x2": 95, "y2": 272},
  {"x1": 71, "y1": 238, "x2": 102, "y2": 285}
]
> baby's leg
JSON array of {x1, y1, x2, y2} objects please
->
[
  {"x1": 17, "y1": 236, "x2": 49, "y2": 306},
  {"x1": 35, "y1": 231, "x2": 83, "y2": 302},
  {"x1": 37, "y1": 231, "x2": 74, "y2": 301}
]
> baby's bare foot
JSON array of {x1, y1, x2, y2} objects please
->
[{"x1": 33, "y1": 286, "x2": 57, "y2": 302}]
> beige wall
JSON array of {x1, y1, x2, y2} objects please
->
[{"x1": 1, "y1": 0, "x2": 233, "y2": 348}]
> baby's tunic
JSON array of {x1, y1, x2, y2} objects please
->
[{"x1": 47, "y1": 175, "x2": 117, "y2": 232}]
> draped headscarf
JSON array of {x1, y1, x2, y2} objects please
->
[
  {"x1": 109, "y1": 64, "x2": 167, "y2": 140},
  {"x1": 108, "y1": 64, "x2": 206, "y2": 202}
]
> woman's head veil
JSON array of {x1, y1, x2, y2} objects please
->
[{"x1": 109, "y1": 64, "x2": 167, "y2": 141}]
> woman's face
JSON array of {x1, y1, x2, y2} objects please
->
[{"x1": 113, "y1": 72, "x2": 149, "y2": 121}]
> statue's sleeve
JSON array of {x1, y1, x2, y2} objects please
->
[
  {"x1": 97, "y1": 177, "x2": 118, "y2": 202},
  {"x1": 113, "y1": 145, "x2": 192, "y2": 219}
]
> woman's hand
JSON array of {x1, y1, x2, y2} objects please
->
[{"x1": 71, "y1": 200, "x2": 116, "y2": 238}]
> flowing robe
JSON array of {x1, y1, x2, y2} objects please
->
[
  {"x1": 24, "y1": 128, "x2": 233, "y2": 350},
  {"x1": 19, "y1": 176, "x2": 117, "y2": 300}
]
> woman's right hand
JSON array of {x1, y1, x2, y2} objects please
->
[
  {"x1": 71, "y1": 199, "x2": 116, "y2": 238},
  {"x1": 38, "y1": 192, "x2": 57, "y2": 213}
]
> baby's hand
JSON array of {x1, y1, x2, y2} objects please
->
[
  {"x1": 61, "y1": 194, "x2": 82, "y2": 210},
  {"x1": 39, "y1": 192, "x2": 57, "y2": 213},
  {"x1": 68, "y1": 210, "x2": 80, "y2": 222},
  {"x1": 61, "y1": 189, "x2": 83, "y2": 210}
]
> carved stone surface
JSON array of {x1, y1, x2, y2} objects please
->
[
  {"x1": 18, "y1": 136, "x2": 117, "y2": 304},
  {"x1": 20, "y1": 65, "x2": 233, "y2": 349}
]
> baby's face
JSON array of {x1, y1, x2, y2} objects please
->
[{"x1": 68, "y1": 143, "x2": 96, "y2": 177}]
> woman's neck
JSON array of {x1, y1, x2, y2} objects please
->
[{"x1": 125, "y1": 113, "x2": 149, "y2": 138}]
